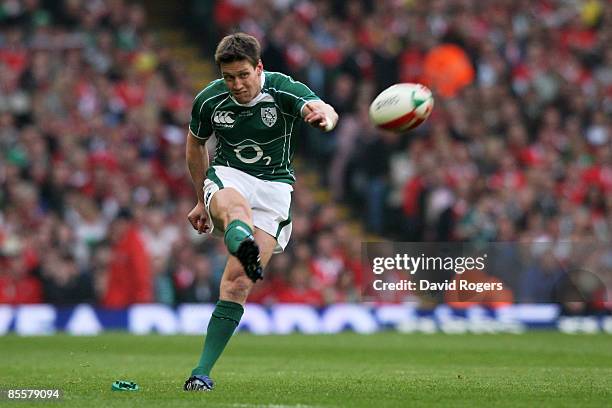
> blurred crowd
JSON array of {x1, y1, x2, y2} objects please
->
[
  {"x1": 208, "y1": 0, "x2": 612, "y2": 240},
  {"x1": 203, "y1": 0, "x2": 612, "y2": 307},
  {"x1": 0, "y1": 0, "x2": 362, "y2": 307},
  {"x1": 1, "y1": 0, "x2": 611, "y2": 307}
]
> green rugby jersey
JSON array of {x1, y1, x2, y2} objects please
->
[{"x1": 189, "y1": 71, "x2": 321, "y2": 184}]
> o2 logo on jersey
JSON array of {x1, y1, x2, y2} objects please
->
[
  {"x1": 261, "y1": 107, "x2": 277, "y2": 127},
  {"x1": 213, "y1": 111, "x2": 235, "y2": 128},
  {"x1": 234, "y1": 144, "x2": 272, "y2": 165}
]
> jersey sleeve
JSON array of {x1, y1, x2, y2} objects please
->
[
  {"x1": 189, "y1": 92, "x2": 212, "y2": 144},
  {"x1": 273, "y1": 74, "x2": 321, "y2": 117}
]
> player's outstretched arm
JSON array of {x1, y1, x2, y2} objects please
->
[
  {"x1": 302, "y1": 100, "x2": 338, "y2": 132},
  {"x1": 186, "y1": 131, "x2": 210, "y2": 233}
]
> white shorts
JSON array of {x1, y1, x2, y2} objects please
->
[{"x1": 203, "y1": 165, "x2": 293, "y2": 254}]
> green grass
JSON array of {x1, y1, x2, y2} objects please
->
[{"x1": 1, "y1": 332, "x2": 611, "y2": 407}]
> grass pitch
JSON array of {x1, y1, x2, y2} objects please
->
[{"x1": 1, "y1": 332, "x2": 611, "y2": 407}]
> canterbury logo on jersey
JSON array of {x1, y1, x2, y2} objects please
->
[{"x1": 213, "y1": 111, "x2": 236, "y2": 127}]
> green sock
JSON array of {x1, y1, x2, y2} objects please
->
[
  {"x1": 224, "y1": 220, "x2": 253, "y2": 255},
  {"x1": 191, "y1": 300, "x2": 244, "y2": 377}
]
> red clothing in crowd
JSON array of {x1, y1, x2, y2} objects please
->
[
  {"x1": 402, "y1": 176, "x2": 425, "y2": 217},
  {"x1": 102, "y1": 226, "x2": 152, "y2": 308},
  {"x1": 276, "y1": 286, "x2": 324, "y2": 306},
  {"x1": 0, "y1": 248, "x2": 43, "y2": 304},
  {"x1": 0, "y1": 273, "x2": 42, "y2": 304},
  {"x1": 583, "y1": 165, "x2": 612, "y2": 193}
]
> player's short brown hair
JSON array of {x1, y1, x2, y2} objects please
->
[{"x1": 214, "y1": 33, "x2": 261, "y2": 67}]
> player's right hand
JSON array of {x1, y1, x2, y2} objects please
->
[{"x1": 187, "y1": 201, "x2": 210, "y2": 234}]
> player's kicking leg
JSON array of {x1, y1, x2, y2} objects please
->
[{"x1": 184, "y1": 188, "x2": 277, "y2": 391}]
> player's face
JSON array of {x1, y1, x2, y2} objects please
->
[{"x1": 220, "y1": 59, "x2": 263, "y2": 104}]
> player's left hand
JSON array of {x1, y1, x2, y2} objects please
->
[
  {"x1": 303, "y1": 101, "x2": 338, "y2": 132},
  {"x1": 304, "y1": 110, "x2": 330, "y2": 130}
]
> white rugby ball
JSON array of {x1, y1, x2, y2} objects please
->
[{"x1": 369, "y1": 83, "x2": 434, "y2": 132}]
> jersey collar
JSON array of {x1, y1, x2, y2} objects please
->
[{"x1": 229, "y1": 72, "x2": 267, "y2": 107}]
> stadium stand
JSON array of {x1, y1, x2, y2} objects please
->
[{"x1": 0, "y1": 0, "x2": 610, "y2": 307}]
